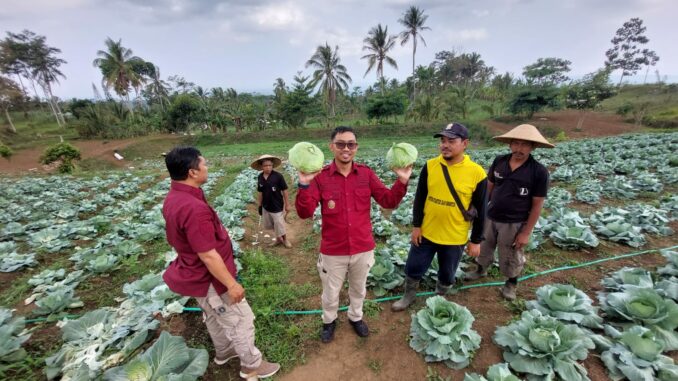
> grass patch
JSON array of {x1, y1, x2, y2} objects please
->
[{"x1": 239, "y1": 249, "x2": 320, "y2": 368}]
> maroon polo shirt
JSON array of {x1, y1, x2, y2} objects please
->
[
  {"x1": 162, "y1": 181, "x2": 236, "y2": 297},
  {"x1": 296, "y1": 161, "x2": 407, "y2": 255}
]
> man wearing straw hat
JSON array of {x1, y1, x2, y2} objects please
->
[
  {"x1": 465, "y1": 124, "x2": 554, "y2": 300},
  {"x1": 252, "y1": 155, "x2": 292, "y2": 248}
]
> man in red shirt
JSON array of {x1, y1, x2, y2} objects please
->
[
  {"x1": 296, "y1": 126, "x2": 412, "y2": 343},
  {"x1": 162, "y1": 146, "x2": 279, "y2": 379}
]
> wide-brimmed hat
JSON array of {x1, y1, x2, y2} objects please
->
[
  {"x1": 250, "y1": 154, "x2": 282, "y2": 170},
  {"x1": 493, "y1": 124, "x2": 555, "y2": 148}
]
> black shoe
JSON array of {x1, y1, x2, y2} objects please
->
[
  {"x1": 320, "y1": 320, "x2": 336, "y2": 343},
  {"x1": 349, "y1": 319, "x2": 369, "y2": 337}
]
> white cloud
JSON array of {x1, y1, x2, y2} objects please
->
[
  {"x1": 248, "y1": 3, "x2": 307, "y2": 31},
  {"x1": 444, "y1": 28, "x2": 488, "y2": 42}
]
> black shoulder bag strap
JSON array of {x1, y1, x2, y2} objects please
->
[{"x1": 441, "y1": 164, "x2": 476, "y2": 221}]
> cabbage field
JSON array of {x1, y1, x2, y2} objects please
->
[{"x1": 1, "y1": 132, "x2": 677, "y2": 380}]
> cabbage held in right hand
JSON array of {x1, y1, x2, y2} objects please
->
[
  {"x1": 386, "y1": 142, "x2": 418, "y2": 169},
  {"x1": 289, "y1": 142, "x2": 325, "y2": 173}
]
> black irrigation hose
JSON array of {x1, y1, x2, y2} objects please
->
[{"x1": 23, "y1": 244, "x2": 677, "y2": 323}]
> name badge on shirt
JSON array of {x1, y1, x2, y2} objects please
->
[{"x1": 328, "y1": 200, "x2": 336, "y2": 209}]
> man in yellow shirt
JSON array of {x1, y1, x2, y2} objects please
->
[{"x1": 392, "y1": 123, "x2": 487, "y2": 311}]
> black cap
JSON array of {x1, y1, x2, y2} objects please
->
[{"x1": 434, "y1": 122, "x2": 469, "y2": 140}]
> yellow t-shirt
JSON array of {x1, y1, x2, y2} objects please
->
[{"x1": 422, "y1": 154, "x2": 487, "y2": 245}]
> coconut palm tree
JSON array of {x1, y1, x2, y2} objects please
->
[
  {"x1": 145, "y1": 64, "x2": 170, "y2": 111},
  {"x1": 398, "y1": 6, "x2": 430, "y2": 101},
  {"x1": 361, "y1": 24, "x2": 398, "y2": 94},
  {"x1": 30, "y1": 36, "x2": 67, "y2": 126},
  {"x1": 306, "y1": 43, "x2": 352, "y2": 123},
  {"x1": 92, "y1": 38, "x2": 143, "y2": 102}
]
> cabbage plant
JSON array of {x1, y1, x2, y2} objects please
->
[
  {"x1": 386, "y1": 142, "x2": 418, "y2": 169},
  {"x1": 103, "y1": 331, "x2": 208, "y2": 381},
  {"x1": 601, "y1": 267, "x2": 654, "y2": 291},
  {"x1": 601, "y1": 325, "x2": 678, "y2": 381},
  {"x1": 493, "y1": 309, "x2": 595, "y2": 381},
  {"x1": 367, "y1": 252, "x2": 404, "y2": 296},
  {"x1": 464, "y1": 363, "x2": 521, "y2": 381},
  {"x1": 409, "y1": 296, "x2": 481, "y2": 369},
  {"x1": 0, "y1": 308, "x2": 31, "y2": 363},
  {"x1": 289, "y1": 142, "x2": 325, "y2": 173},
  {"x1": 599, "y1": 287, "x2": 678, "y2": 350},
  {"x1": 526, "y1": 284, "x2": 603, "y2": 329}
]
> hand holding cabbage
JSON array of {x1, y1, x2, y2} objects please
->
[
  {"x1": 387, "y1": 142, "x2": 417, "y2": 184},
  {"x1": 289, "y1": 142, "x2": 324, "y2": 183}
]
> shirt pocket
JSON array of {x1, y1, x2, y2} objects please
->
[
  {"x1": 354, "y1": 188, "x2": 371, "y2": 211},
  {"x1": 321, "y1": 191, "x2": 341, "y2": 215}
]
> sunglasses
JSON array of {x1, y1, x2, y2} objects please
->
[{"x1": 333, "y1": 141, "x2": 358, "y2": 150}]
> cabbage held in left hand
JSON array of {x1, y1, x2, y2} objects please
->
[{"x1": 386, "y1": 142, "x2": 418, "y2": 169}]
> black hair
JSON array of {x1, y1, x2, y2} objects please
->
[
  {"x1": 165, "y1": 146, "x2": 202, "y2": 180},
  {"x1": 330, "y1": 126, "x2": 356, "y2": 140}
]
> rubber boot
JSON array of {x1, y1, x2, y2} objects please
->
[
  {"x1": 436, "y1": 281, "x2": 452, "y2": 296},
  {"x1": 392, "y1": 277, "x2": 419, "y2": 312},
  {"x1": 464, "y1": 264, "x2": 487, "y2": 281}
]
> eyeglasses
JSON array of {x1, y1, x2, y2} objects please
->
[{"x1": 333, "y1": 141, "x2": 358, "y2": 150}]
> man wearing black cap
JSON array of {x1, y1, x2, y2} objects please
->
[{"x1": 392, "y1": 123, "x2": 487, "y2": 311}]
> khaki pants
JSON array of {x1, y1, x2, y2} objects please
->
[
  {"x1": 317, "y1": 250, "x2": 375, "y2": 324},
  {"x1": 195, "y1": 285, "x2": 262, "y2": 369},
  {"x1": 262, "y1": 209, "x2": 286, "y2": 238},
  {"x1": 478, "y1": 219, "x2": 526, "y2": 278}
]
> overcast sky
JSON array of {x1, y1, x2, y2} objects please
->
[{"x1": 2, "y1": 0, "x2": 676, "y2": 98}]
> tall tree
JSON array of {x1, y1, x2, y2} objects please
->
[
  {"x1": 279, "y1": 73, "x2": 314, "y2": 129},
  {"x1": 522, "y1": 57, "x2": 571, "y2": 86},
  {"x1": 30, "y1": 35, "x2": 67, "y2": 126},
  {"x1": 92, "y1": 38, "x2": 144, "y2": 101},
  {"x1": 605, "y1": 18, "x2": 659, "y2": 86},
  {"x1": 143, "y1": 64, "x2": 170, "y2": 111},
  {"x1": 306, "y1": 43, "x2": 352, "y2": 124},
  {"x1": 361, "y1": 24, "x2": 398, "y2": 94},
  {"x1": 565, "y1": 68, "x2": 615, "y2": 130},
  {"x1": 398, "y1": 6, "x2": 430, "y2": 102},
  {"x1": 0, "y1": 75, "x2": 23, "y2": 133}
]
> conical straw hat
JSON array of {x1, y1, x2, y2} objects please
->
[
  {"x1": 493, "y1": 124, "x2": 555, "y2": 148},
  {"x1": 250, "y1": 154, "x2": 282, "y2": 170}
]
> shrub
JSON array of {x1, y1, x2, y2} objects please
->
[
  {"x1": 40, "y1": 142, "x2": 81, "y2": 173},
  {"x1": 0, "y1": 143, "x2": 12, "y2": 159}
]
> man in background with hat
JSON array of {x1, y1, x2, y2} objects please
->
[
  {"x1": 392, "y1": 122, "x2": 487, "y2": 312},
  {"x1": 465, "y1": 124, "x2": 554, "y2": 300},
  {"x1": 252, "y1": 155, "x2": 292, "y2": 248}
]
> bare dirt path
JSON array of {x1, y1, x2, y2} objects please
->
[
  {"x1": 486, "y1": 110, "x2": 640, "y2": 139},
  {"x1": 0, "y1": 134, "x2": 182, "y2": 174}
]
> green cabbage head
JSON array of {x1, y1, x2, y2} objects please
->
[
  {"x1": 386, "y1": 142, "x2": 418, "y2": 169},
  {"x1": 493, "y1": 309, "x2": 595, "y2": 381},
  {"x1": 599, "y1": 287, "x2": 678, "y2": 350},
  {"x1": 601, "y1": 325, "x2": 678, "y2": 381},
  {"x1": 289, "y1": 142, "x2": 324, "y2": 173},
  {"x1": 409, "y1": 296, "x2": 481, "y2": 369}
]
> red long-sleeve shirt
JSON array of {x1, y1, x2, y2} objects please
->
[{"x1": 296, "y1": 161, "x2": 407, "y2": 255}]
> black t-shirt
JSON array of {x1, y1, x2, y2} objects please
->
[
  {"x1": 257, "y1": 171, "x2": 288, "y2": 213},
  {"x1": 487, "y1": 154, "x2": 549, "y2": 223}
]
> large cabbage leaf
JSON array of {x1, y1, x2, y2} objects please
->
[{"x1": 103, "y1": 331, "x2": 208, "y2": 381}]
